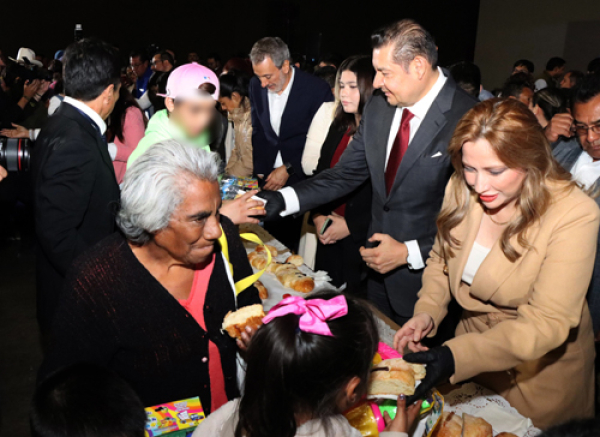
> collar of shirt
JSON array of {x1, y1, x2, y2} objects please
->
[
  {"x1": 279, "y1": 66, "x2": 295, "y2": 99},
  {"x1": 404, "y1": 67, "x2": 447, "y2": 121},
  {"x1": 572, "y1": 150, "x2": 600, "y2": 189},
  {"x1": 63, "y1": 96, "x2": 107, "y2": 134}
]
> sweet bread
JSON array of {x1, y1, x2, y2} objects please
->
[
  {"x1": 222, "y1": 304, "x2": 265, "y2": 340},
  {"x1": 496, "y1": 434, "x2": 518, "y2": 437},
  {"x1": 431, "y1": 411, "x2": 463, "y2": 437},
  {"x1": 286, "y1": 254, "x2": 304, "y2": 267},
  {"x1": 462, "y1": 413, "x2": 492, "y2": 437},
  {"x1": 248, "y1": 252, "x2": 268, "y2": 270},
  {"x1": 255, "y1": 281, "x2": 268, "y2": 299},
  {"x1": 255, "y1": 244, "x2": 278, "y2": 257},
  {"x1": 368, "y1": 358, "x2": 426, "y2": 396}
]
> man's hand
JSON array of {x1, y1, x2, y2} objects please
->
[
  {"x1": 263, "y1": 165, "x2": 289, "y2": 191},
  {"x1": 403, "y1": 346, "x2": 455, "y2": 405},
  {"x1": 0, "y1": 166, "x2": 7, "y2": 182},
  {"x1": 36, "y1": 80, "x2": 50, "y2": 98},
  {"x1": 383, "y1": 395, "x2": 422, "y2": 433},
  {"x1": 23, "y1": 79, "x2": 41, "y2": 99},
  {"x1": 544, "y1": 113, "x2": 573, "y2": 143},
  {"x1": 255, "y1": 190, "x2": 286, "y2": 221},
  {"x1": 319, "y1": 213, "x2": 350, "y2": 245},
  {"x1": 220, "y1": 190, "x2": 266, "y2": 225},
  {"x1": 360, "y1": 233, "x2": 408, "y2": 274},
  {"x1": 0, "y1": 123, "x2": 29, "y2": 139},
  {"x1": 394, "y1": 313, "x2": 434, "y2": 353}
]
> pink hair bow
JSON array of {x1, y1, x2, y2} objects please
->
[{"x1": 262, "y1": 295, "x2": 348, "y2": 337}]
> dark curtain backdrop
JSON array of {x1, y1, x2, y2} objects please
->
[{"x1": 1, "y1": 0, "x2": 479, "y2": 68}]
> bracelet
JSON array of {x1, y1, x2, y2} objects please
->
[{"x1": 22, "y1": 95, "x2": 31, "y2": 101}]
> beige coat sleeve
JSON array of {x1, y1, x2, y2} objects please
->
[{"x1": 447, "y1": 198, "x2": 600, "y2": 383}]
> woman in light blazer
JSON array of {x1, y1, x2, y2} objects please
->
[{"x1": 395, "y1": 99, "x2": 600, "y2": 429}]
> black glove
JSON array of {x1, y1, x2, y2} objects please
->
[
  {"x1": 403, "y1": 346, "x2": 455, "y2": 405},
  {"x1": 255, "y1": 191, "x2": 286, "y2": 222}
]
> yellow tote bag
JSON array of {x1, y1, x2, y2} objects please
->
[{"x1": 218, "y1": 228, "x2": 271, "y2": 295}]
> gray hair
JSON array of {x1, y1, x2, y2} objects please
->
[
  {"x1": 371, "y1": 19, "x2": 438, "y2": 71},
  {"x1": 116, "y1": 140, "x2": 220, "y2": 244},
  {"x1": 250, "y1": 37, "x2": 290, "y2": 68}
]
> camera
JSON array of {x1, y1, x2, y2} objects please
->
[{"x1": 0, "y1": 137, "x2": 31, "y2": 172}]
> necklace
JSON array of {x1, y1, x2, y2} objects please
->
[{"x1": 486, "y1": 212, "x2": 512, "y2": 226}]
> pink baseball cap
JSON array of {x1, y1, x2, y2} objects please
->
[{"x1": 158, "y1": 62, "x2": 220, "y2": 101}]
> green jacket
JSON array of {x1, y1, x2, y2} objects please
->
[{"x1": 127, "y1": 109, "x2": 210, "y2": 167}]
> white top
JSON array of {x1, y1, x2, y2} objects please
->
[
  {"x1": 280, "y1": 68, "x2": 448, "y2": 271},
  {"x1": 461, "y1": 241, "x2": 492, "y2": 285},
  {"x1": 62, "y1": 96, "x2": 107, "y2": 134},
  {"x1": 302, "y1": 101, "x2": 337, "y2": 175},
  {"x1": 268, "y1": 68, "x2": 296, "y2": 168},
  {"x1": 534, "y1": 78, "x2": 547, "y2": 91},
  {"x1": 191, "y1": 398, "x2": 406, "y2": 437},
  {"x1": 571, "y1": 150, "x2": 600, "y2": 190}
]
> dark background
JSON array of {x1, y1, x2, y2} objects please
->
[{"x1": 1, "y1": 0, "x2": 480, "y2": 67}]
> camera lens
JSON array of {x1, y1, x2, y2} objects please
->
[{"x1": 0, "y1": 137, "x2": 31, "y2": 172}]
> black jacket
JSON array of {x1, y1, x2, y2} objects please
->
[
  {"x1": 40, "y1": 218, "x2": 259, "y2": 412},
  {"x1": 313, "y1": 125, "x2": 372, "y2": 245},
  {"x1": 249, "y1": 67, "x2": 333, "y2": 184},
  {"x1": 31, "y1": 102, "x2": 120, "y2": 328},
  {"x1": 293, "y1": 73, "x2": 476, "y2": 317}
]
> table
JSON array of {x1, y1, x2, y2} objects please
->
[{"x1": 238, "y1": 224, "x2": 541, "y2": 436}]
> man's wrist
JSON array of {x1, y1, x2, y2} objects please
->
[{"x1": 284, "y1": 162, "x2": 295, "y2": 176}]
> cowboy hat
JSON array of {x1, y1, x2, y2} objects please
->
[{"x1": 9, "y1": 48, "x2": 43, "y2": 67}]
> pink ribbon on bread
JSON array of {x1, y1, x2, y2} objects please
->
[{"x1": 262, "y1": 295, "x2": 348, "y2": 336}]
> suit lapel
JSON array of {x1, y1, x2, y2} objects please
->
[
  {"x1": 447, "y1": 197, "x2": 483, "y2": 293},
  {"x1": 449, "y1": 194, "x2": 541, "y2": 303},
  {"x1": 280, "y1": 68, "x2": 301, "y2": 138},
  {"x1": 374, "y1": 104, "x2": 397, "y2": 196},
  {"x1": 389, "y1": 102, "x2": 447, "y2": 196},
  {"x1": 257, "y1": 86, "x2": 278, "y2": 143}
]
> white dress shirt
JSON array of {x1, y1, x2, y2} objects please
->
[
  {"x1": 268, "y1": 68, "x2": 295, "y2": 168},
  {"x1": 63, "y1": 96, "x2": 107, "y2": 135},
  {"x1": 280, "y1": 68, "x2": 447, "y2": 270},
  {"x1": 571, "y1": 150, "x2": 600, "y2": 190}
]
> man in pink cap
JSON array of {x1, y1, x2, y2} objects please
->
[
  {"x1": 128, "y1": 62, "x2": 219, "y2": 166},
  {"x1": 128, "y1": 62, "x2": 265, "y2": 225}
]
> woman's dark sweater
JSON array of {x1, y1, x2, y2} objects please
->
[{"x1": 40, "y1": 217, "x2": 259, "y2": 413}]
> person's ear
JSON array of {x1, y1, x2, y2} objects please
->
[
  {"x1": 412, "y1": 56, "x2": 428, "y2": 80},
  {"x1": 165, "y1": 97, "x2": 176, "y2": 113},
  {"x1": 344, "y1": 376, "x2": 362, "y2": 407},
  {"x1": 281, "y1": 60, "x2": 290, "y2": 74},
  {"x1": 232, "y1": 92, "x2": 242, "y2": 104},
  {"x1": 102, "y1": 84, "x2": 115, "y2": 104}
]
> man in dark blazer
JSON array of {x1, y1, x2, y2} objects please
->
[
  {"x1": 259, "y1": 20, "x2": 476, "y2": 326},
  {"x1": 249, "y1": 36, "x2": 333, "y2": 249},
  {"x1": 552, "y1": 73, "x2": 600, "y2": 336},
  {"x1": 31, "y1": 39, "x2": 121, "y2": 330}
]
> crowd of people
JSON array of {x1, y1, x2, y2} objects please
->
[{"x1": 2, "y1": 16, "x2": 600, "y2": 437}]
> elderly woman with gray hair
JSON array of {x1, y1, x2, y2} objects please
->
[{"x1": 40, "y1": 140, "x2": 260, "y2": 414}]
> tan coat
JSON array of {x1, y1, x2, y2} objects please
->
[
  {"x1": 225, "y1": 97, "x2": 253, "y2": 178},
  {"x1": 414, "y1": 181, "x2": 600, "y2": 429}
]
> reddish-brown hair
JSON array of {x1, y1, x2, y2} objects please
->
[{"x1": 437, "y1": 98, "x2": 574, "y2": 261}]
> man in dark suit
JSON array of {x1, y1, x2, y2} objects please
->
[
  {"x1": 553, "y1": 73, "x2": 600, "y2": 337},
  {"x1": 249, "y1": 37, "x2": 333, "y2": 250},
  {"x1": 32, "y1": 39, "x2": 121, "y2": 330},
  {"x1": 259, "y1": 20, "x2": 476, "y2": 326}
]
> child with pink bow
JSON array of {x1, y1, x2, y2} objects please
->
[{"x1": 193, "y1": 291, "x2": 421, "y2": 437}]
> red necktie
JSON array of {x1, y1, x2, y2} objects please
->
[{"x1": 385, "y1": 108, "x2": 414, "y2": 195}]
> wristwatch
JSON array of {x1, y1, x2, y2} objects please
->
[{"x1": 284, "y1": 162, "x2": 295, "y2": 176}]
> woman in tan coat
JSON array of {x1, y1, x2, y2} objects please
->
[
  {"x1": 395, "y1": 99, "x2": 599, "y2": 429},
  {"x1": 219, "y1": 72, "x2": 253, "y2": 178}
]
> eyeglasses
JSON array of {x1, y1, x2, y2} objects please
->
[
  {"x1": 131, "y1": 63, "x2": 143, "y2": 68},
  {"x1": 572, "y1": 123, "x2": 600, "y2": 136}
]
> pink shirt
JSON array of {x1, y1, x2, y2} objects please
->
[
  {"x1": 113, "y1": 107, "x2": 146, "y2": 184},
  {"x1": 178, "y1": 253, "x2": 228, "y2": 412}
]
